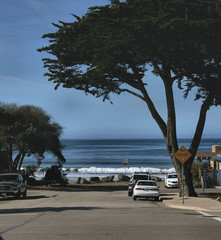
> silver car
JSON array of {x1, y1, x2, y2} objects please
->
[{"x1": 0, "y1": 173, "x2": 27, "y2": 198}]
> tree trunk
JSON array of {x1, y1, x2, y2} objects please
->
[
  {"x1": 135, "y1": 67, "x2": 211, "y2": 197},
  {"x1": 8, "y1": 141, "x2": 13, "y2": 172},
  {"x1": 18, "y1": 153, "x2": 25, "y2": 170},
  {"x1": 161, "y1": 70, "x2": 198, "y2": 197},
  {"x1": 13, "y1": 152, "x2": 22, "y2": 170},
  {"x1": 171, "y1": 155, "x2": 197, "y2": 197}
]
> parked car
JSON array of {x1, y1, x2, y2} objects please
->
[
  {"x1": 132, "y1": 180, "x2": 160, "y2": 201},
  {"x1": 43, "y1": 165, "x2": 68, "y2": 186},
  {"x1": 165, "y1": 173, "x2": 179, "y2": 188},
  {"x1": 0, "y1": 173, "x2": 27, "y2": 198},
  {"x1": 128, "y1": 172, "x2": 151, "y2": 196}
]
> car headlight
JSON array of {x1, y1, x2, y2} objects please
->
[{"x1": 12, "y1": 185, "x2": 19, "y2": 190}]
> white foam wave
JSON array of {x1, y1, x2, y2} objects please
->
[
  {"x1": 33, "y1": 166, "x2": 175, "y2": 181},
  {"x1": 72, "y1": 166, "x2": 175, "y2": 174}
]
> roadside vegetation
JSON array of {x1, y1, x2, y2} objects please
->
[{"x1": 0, "y1": 103, "x2": 66, "y2": 171}]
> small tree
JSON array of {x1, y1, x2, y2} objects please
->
[
  {"x1": 0, "y1": 103, "x2": 65, "y2": 170},
  {"x1": 38, "y1": 0, "x2": 221, "y2": 196}
]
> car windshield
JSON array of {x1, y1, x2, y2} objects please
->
[
  {"x1": 168, "y1": 175, "x2": 177, "y2": 178},
  {"x1": 137, "y1": 181, "x2": 156, "y2": 186},
  {"x1": 0, "y1": 175, "x2": 18, "y2": 182}
]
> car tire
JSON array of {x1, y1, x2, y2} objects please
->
[
  {"x1": 155, "y1": 197, "x2": 159, "y2": 201},
  {"x1": 128, "y1": 191, "x2": 132, "y2": 197},
  {"x1": 22, "y1": 189, "x2": 27, "y2": 198},
  {"x1": 15, "y1": 190, "x2": 21, "y2": 199},
  {"x1": 133, "y1": 196, "x2": 137, "y2": 201}
]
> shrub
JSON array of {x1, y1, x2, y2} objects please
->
[
  {"x1": 191, "y1": 162, "x2": 202, "y2": 180},
  {"x1": 193, "y1": 179, "x2": 201, "y2": 188}
]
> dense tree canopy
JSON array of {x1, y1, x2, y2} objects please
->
[
  {"x1": 0, "y1": 103, "x2": 65, "y2": 171},
  {"x1": 38, "y1": 0, "x2": 221, "y2": 196}
]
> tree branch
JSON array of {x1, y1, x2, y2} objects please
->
[
  {"x1": 120, "y1": 88, "x2": 145, "y2": 101},
  {"x1": 139, "y1": 84, "x2": 167, "y2": 138},
  {"x1": 13, "y1": 152, "x2": 22, "y2": 170},
  {"x1": 162, "y1": 66, "x2": 178, "y2": 153}
]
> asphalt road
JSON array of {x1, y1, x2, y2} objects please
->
[{"x1": 1, "y1": 187, "x2": 221, "y2": 240}]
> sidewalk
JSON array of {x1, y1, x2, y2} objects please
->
[{"x1": 161, "y1": 187, "x2": 221, "y2": 212}]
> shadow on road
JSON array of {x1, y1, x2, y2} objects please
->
[
  {"x1": 28, "y1": 184, "x2": 128, "y2": 192},
  {"x1": 0, "y1": 195, "x2": 49, "y2": 201},
  {"x1": 160, "y1": 193, "x2": 176, "y2": 201},
  {"x1": 0, "y1": 206, "x2": 103, "y2": 214}
]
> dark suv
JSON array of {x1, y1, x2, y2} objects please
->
[
  {"x1": 43, "y1": 165, "x2": 68, "y2": 186},
  {"x1": 128, "y1": 172, "x2": 151, "y2": 196}
]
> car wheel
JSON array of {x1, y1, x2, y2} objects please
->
[
  {"x1": 22, "y1": 189, "x2": 27, "y2": 198},
  {"x1": 15, "y1": 190, "x2": 21, "y2": 199},
  {"x1": 155, "y1": 197, "x2": 159, "y2": 201},
  {"x1": 133, "y1": 196, "x2": 137, "y2": 201},
  {"x1": 128, "y1": 191, "x2": 132, "y2": 197}
]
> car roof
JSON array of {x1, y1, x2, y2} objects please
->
[{"x1": 133, "y1": 172, "x2": 149, "y2": 175}]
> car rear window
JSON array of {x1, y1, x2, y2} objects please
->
[
  {"x1": 134, "y1": 175, "x2": 149, "y2": 180},
  {"x1": 168, "y1": 175, "x2": 177, "y2": 178}
]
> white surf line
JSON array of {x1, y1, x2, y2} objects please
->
[{"x1": 196, "y1": 211, "x2": 221, "y2": 223}]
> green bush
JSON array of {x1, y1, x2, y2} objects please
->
[
  {"x1": 193, "y1": 179, "x2": 201, "y2": 188},
  {"x1": 191, "y1": 162, "x2": 201, "y2": 180},
  {"x1": 23, "y1": 165, "x2": 38, "y2": 177}
]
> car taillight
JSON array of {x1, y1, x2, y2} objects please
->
[
  {"x1": 129, "y1": 180, "x2": 132, "y2": 183},
  {"x1": 135, "y1": 188, "x2": 145, "y2": 190}
]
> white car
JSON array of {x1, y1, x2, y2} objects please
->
[
  {"x1": 165, "y1": 173, "x2": 178, "y2": 188},
  {"x1": 132, "y1": 180, "x2": 160, "y2": 201}
]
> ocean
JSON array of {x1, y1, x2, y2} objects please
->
[{"x1": 22, "y1": 138, "x2": 221, "y2": 181}]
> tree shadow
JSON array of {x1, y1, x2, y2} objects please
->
[
  {"x1": 0, "y1": 195, "x2": 49, "y2": 201},
  {"x1": 0, "y1": 206, "x2": 103, "y2": 214},
  {"x1": 160, "y1": 193, "x2": 176, "y2": 201},
  {"x1": 28, "y1": 184, "x2": 128, "y2": 192}
]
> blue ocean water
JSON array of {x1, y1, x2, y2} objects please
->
[{"x1": 22, "y1": 138, "x2": 221, "y2": 180}]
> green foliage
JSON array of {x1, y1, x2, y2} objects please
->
[
  {"x1": 193, "y1": 179, "x2": 201, "y2": 188},
  {"x1": 22, "y1": 165, "x2": 38, "y2": 177},
  {"x1": 191, "y1": 162, "x2": 202, "y2": 188},
  {"x1": 0, "y1": 103, "x2": 66, "y2": 170},
  {"x1": 38, "y1": 0, "x2": 221, "y2": 106},
  {"x1": 191, "y1": 162, "x2": 202, "y2": 180}
]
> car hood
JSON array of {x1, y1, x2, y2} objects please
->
[{"x1": 0, "y1": 182, "x2": 16, "y2": 185}]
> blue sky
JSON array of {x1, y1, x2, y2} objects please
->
[{"x1": 0, "y1": 0, "x2": 220, "y2": 140}]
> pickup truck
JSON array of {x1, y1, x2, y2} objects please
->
[{"x1": 0, "y1": 173, "x2": 27, "y2": 198}]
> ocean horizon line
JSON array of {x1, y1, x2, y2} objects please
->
[{"x1": 60, "y1": 137, "x2": 221, "y2": 141}]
